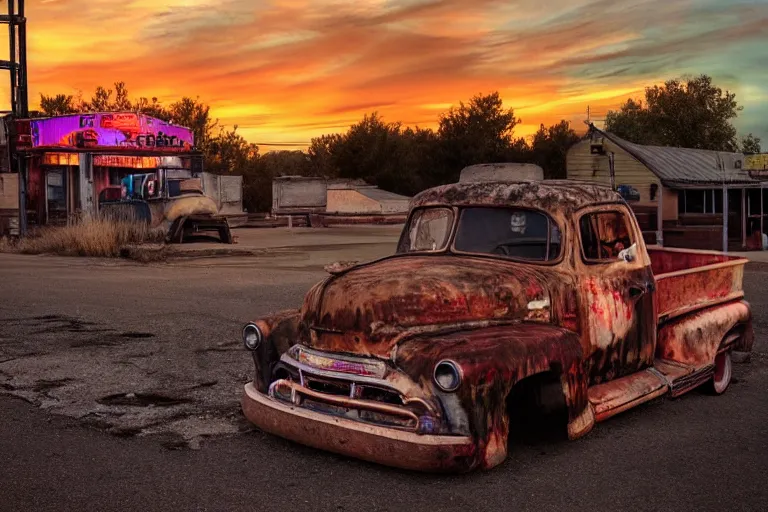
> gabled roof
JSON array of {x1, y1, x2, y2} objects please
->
[{"x1": 589, "y1": 125, "x2": 759, "y2": 186}]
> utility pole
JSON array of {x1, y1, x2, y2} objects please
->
[{"x1": 1, "y1": 1, "x2": 28, "y2": 236}]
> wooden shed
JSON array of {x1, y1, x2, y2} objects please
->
[{"x1": 567, "y1": 125, "x2": 768, "y2": 252}]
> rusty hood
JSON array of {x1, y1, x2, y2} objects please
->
[{"x1": 300, "y1": 255, "x2": 563, "y2": 359}]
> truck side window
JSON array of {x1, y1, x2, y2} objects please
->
[
  {"x1": 399, "y1": 207, "x2": 454, "y2": 252},
  {"x1": 580, "y1": 211, "x2": 633, "y2": 261}
]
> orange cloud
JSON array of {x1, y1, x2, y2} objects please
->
[{"x1": 1, "y1": 0, "x2": 765, "y2": 147}]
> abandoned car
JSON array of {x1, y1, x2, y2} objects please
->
[
  {"x1": 99, "y1": 172, "x2": 233, "y2": 244},
  {"x1": 240, "y1": 179, "x2": 753, "y2": 472}
]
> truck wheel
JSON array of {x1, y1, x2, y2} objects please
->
[{"x1": 707, "y1": 351, "x2": 733, "y2": 395}]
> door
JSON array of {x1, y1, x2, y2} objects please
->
[
  {"x1": 577, "y1": 206, "x2": 657, "y2": 385},
  {"x1": 45, "y1": 168, "x2": 67, "y2": 225}
]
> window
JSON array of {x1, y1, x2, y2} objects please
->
[
  {"x1": 579, "y1": 211, "x2": 633, "y2": 261},
  {"x1": 398, "y1": 207, "x2": 454, "y2": 252},
  {"x1": 454, "y1": 207, "x2": 561, "y2": 261}
]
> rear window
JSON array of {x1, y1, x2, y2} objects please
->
[{"x1": 454, "y1": 207, "x2": 561, "y2": 261}]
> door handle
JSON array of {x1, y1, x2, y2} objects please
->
[
  {"x1": 629, "y1": 281, "x2": 655, "y2": 300},
  {"x1": 629, "y1": 285, "x2": 647, "y2": 299}
]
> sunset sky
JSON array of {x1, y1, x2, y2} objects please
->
[{"x1": 6, "y1": 0, "x2": 768, "y2": 149}]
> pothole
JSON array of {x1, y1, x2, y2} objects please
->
[
  {"x1": 121, "y1": 332, "x2": 155, "y2": 339},
  {"x1": 97, "y1": 392, "x2": 191, "y2": 407},
  {"x1": 31, "y1": 315, "x2": 67, "y2": 322},
  {"x1": 32, "y1": 378, "x2": 74, "y2": 393}
]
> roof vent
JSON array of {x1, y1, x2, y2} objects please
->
[{"x1": 459, "y1": 163, "x2": 544, "y2": 183}]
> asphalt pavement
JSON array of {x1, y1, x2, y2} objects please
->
[{"x1": 1, "y1": 228, "x2": 767, "y2": 512}]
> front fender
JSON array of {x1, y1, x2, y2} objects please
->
[
  {"x1": 249, "y1": 309, "x2": 301, "y2": 392},
  {"x1": 395, "y1": 322, "x2": 591, "y2": 469}
]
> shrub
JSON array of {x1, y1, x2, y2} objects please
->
[{"x1": 3, "y1": 218, "x2": 166, "y2": 258}]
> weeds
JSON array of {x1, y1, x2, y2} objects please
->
[{"x1": 0, "y1": 218, "x2": 166, "y2": 258}]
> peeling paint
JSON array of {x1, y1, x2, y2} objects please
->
[{"x1": 241, "y1": 180, "x2": 754, "y2": 472}]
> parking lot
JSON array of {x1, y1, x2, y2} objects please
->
[{"x1": 1, "y1": 225, "x2": 767, "y2": 511}]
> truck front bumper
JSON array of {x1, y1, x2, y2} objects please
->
[{"x1": 241, "y1": 382, "x2": 477, "y2": 472}]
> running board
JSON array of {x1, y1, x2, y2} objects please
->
[
  {"x1": 588, "y1": 368, "x2": 669, "y2": 422},
  {"x1": 652, "y1": 359, "x2": 715, "y2": 397}
]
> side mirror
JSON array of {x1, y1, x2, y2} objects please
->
[{"x1": 618, "y1": 243, "x2": 637, "y2": 263}]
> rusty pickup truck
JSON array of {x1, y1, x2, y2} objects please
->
[{"x1": 240, "y1": 180, "x2": 753, "y2": 472}]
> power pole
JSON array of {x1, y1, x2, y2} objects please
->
[{"x1": 1, "y1": 1, "x2": 28, "y2": 236}]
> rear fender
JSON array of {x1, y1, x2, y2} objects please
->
[
  {"x1": 656, "y1": 300, "x2": 753, "y2": 367},
  {"x1": 395, "y1": 323, "x2": 593, "y2": 469}
]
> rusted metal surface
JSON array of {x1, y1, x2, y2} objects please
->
[
  {"x1": 241, "y1": 180, "x2": 754, "y2": 472},
  {"x1": 651, "y1": 247, "x2": 748, "y2": 322},
  {"x1": 301, "y1": 255, "x2": 571, "y2": 359},
  {"x1": 588, "y1": 369, "x2": 668, "y2": 422},
  {"x1": 656, "y1": 300, "x2": 752, "y2": 367},
  {"x1": 410, "y1": 180, "x2": 623, "y2": 213},
  {"x1": 242, "y1": 383, "x2": 477, "y2": 473}
]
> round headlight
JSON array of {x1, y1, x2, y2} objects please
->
[
  {"x1": 433, "y1": 360, "x2": 462, "y2": 392},
  {"x1": 243, "y1": 323, "x2": 263, "y2": 350}
]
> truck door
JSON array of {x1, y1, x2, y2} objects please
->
[{"x1": 577, "y1": 206, "x2": 657, "y2": 385}]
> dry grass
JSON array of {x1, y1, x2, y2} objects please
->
[{"x1": 1, "y1": 218, "x2": 166, "y2": 258}]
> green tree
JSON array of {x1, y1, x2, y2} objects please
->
[
  {"x1": 740, "y1": 133, "x2": 762, "y2": 154},
  {"x1": 437, "y1": 91, "x2": 521, "y2": 180},
  {"x1": 243, "y1": 150, "x2": 312, "y2": 212},
  {"x1": 205, "y1": 126, "x2": 258, "y2": 175},
  {"x1": 81, "y1": 81, "x2": 132, "y2": 112},
  {"x1": 388, "y1": 126, "x2": 441, "y2": 194},
  {"x1": 329, "y1": 112, "x2": 403, "y2": 184},
  {"x1": 166, "y1": 97, "x2": 218, "y2": 151},
  {"x1": 530, "y1": 120, "x2": 581, "y2": 179},
  {"x1": 307, "y1": 133, "x2": 343, "y2": 177},
  {"x1": 39, "y1": 93, "x2": 78, "y2": 116},
  {"x1": 605, "y1": 75, "x2": 743, "y2": 151},
  {"x1": 133, "y1": 96, "x2": 172, "y2": 121}
]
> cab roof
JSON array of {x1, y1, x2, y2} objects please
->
[{"x1": 410, "y1": 180, "x2": 625, "y2": 214}]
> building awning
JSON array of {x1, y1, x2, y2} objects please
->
[{"x1": 38, "y1": 151, "x2": 196, "y2": 169}]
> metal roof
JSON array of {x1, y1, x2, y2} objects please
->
[
  {"x1": 357, "y1": 187, "x2": 411, "y2": 203},
  {"x1": 411, "y1": 179, "x2": 623, "y2": 214},
  {"x1": 591, "y1": 126, "x2": 760, "y2": 186}
]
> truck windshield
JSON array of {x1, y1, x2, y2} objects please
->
[
  {"x1": 398, "y1": 206, "x2": 562, "y2": 261},
  {"x1": 454, "y1": 207, "x2": 561, "y2": 261}
]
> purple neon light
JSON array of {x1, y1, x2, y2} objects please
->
[{"x1": 29, "y1": 113, "x2": 194, "y2": 149}]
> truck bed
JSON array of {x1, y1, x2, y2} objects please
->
[{"x1": 648, "y1": 246, "x2": 749, "y2": 323}]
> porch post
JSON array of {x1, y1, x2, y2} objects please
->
[
  {"x1": 656, "y1": 182, "x2": 663, "y2": 246},
  {"x1": 723, "y1": 184, "x2": 728, "y2": 253},
  {"x1": 761, "y1": 182, "x2": 765, "y2": 250},
  {"x1": 78, "y1": 152, "x2": 95, "y2": 222},
  {"x1": 741, "y1": 188, "x2": 746, "y2": 249},
  {"x1": 17, "y1": 156, "x2": 27, "y2": 236}
]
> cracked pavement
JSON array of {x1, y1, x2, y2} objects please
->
[
  {"x1": 0, "y1": 226, "x2": 400, "y2": 449},
  {"x1": 1, "y1": 226, "x2": 767, "y2": 512}
]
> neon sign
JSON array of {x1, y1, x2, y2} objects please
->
[{"x1": 27, "y1": 113, "x2": 194, "y2": 151}]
